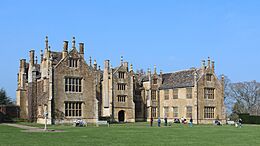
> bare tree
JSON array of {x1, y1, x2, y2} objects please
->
[{"x1": 229, "y1": 80, "x2": 260, "y2": 115}]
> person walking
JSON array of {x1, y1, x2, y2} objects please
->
[
  {"x1": 150, "y1": 117, "x2": 153, "y2": 127},
  {"x1": 164, "y1": 117, "x2": 168, "y2": 126},
  {"x1": 238, "y1": 118, "x2": 242, "y2": 128},
  {"x1": 158, "y1": 117, "x2": 161, "y2": 127},
  {"x1": 189, "y1": 117, "x2": 193, "y2": 127}
]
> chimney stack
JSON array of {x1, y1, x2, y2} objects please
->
[
  {"x1": 79, "y1": 43, "x2": 84, "y2": 54},
  {"x1": 29, "y1": 50, "x2": 35, "y2": 65},
  {"x1": 62, "y1": 41, "x2": 68, "y2": 59},
  {"x1": 20, "y1": 59, "x2": 26, "y2": 72},
  {"x1": 105, "y1": 60, "x2": 110, "y2": 70},
  {"x1": 123, "y1": 62, "x2": 129, "y2": 71},
  {"x1": 63, "y1": 41, "x2": 68, "y2": 52},
  {"x1": 212, "y1": 60, "x2": 215, "y2": 73}
]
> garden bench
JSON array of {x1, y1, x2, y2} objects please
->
[{"x1": 96, "y1": 121, "x2": 109, "y2": 127}]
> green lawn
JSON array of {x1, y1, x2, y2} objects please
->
[{"x1": 0, "y1": 123, "x2": 260, "y2": 146}]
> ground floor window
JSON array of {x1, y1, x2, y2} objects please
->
[
  {"x1": 186, "y1": 106, "x2": 192, "y2": 118},
  {"x1": 65, "y1": 102, "x2": 82, "y2": 117},
  {"x1": 151, "y1": 107, "x2": 156, "y2": 118},
  {"x1": 173, "y1": 107, "x2": 178, "y2": 118},
  {"x1": 164, "y1": 107, "x2": 169, "y2": 117},
  {"x1": 204, "y1": 107, "x2": 215, "y2": 119}
]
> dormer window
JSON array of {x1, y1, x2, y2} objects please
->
[
  {"x1": 118, "y1": 72, "x2": 125, "y2": 79},
  {"x1": 206, "y1": 74, "x2": 212, "y2": 81},
  {"x1": 153, "y1": 78, "x2": 157, "y2": 84},
  {"x1": 68, "y1": 58, "x2": 78, "y2": 68}
]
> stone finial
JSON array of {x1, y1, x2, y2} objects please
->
[
  {"x1": 35, "y1": 56, "x2": 38, "y2": 64},
  {"x1": 72, "y1": 37, "x2": 76, "y2": 49},
  {"x1": 89, "y1": 56, "x2": 92, "y2": 66},
  {"x1": 40, "y1": 50, "x2": 43, "y2": 63},
  {"x1": 154, "y1": 65, "x2": 157, "y2": 74},
  {"x1": 221, "y1": 74, "x2": 225, "y2": 81},
  {"x1": 120, "y1": 56, "x2": 123, "y2": 65},
  {"x1": 207, "y1": 57, "x2": 211, "y2": 67},
  {"x1": 201, "y1": 60, "x2": 205, "y2": 68},
  {"x1": 94, "y1": 59, "x2": 97, "y2": 70},
  {"x1": 45, "y1": 36, "x2": 48, "y2": 50},
  {"x1": 130, "y1": 64, "x2": 133, "y2": 71}
]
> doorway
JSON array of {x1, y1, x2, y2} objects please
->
[{"x1": 118, "y1": 110, "x2": 125, "y2": 122}]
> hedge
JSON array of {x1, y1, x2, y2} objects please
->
[{"x1": 239, "y1": 113, "x2": 260, "y2": 124}]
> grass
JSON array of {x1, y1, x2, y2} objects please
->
[{"x1": 0, "y1": 122, "x2": 260, "y2": 146}]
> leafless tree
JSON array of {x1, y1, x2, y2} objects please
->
[{"x1": 229, "y1": 80, "x2": 260, "y2": 115}]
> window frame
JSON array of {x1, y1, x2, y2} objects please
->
[
  {"x1": 204, "y1": 107, "x2": 215, "y2": 119},
  {"x1": 65, "y1": 102, "x2": 83, "y2": 117},
  {"x1": 173, "y1": 88, "x2": 178, "y2": 99},
  {"x1": 204, "y1": 88, "x2": 215, "y2": 99}
]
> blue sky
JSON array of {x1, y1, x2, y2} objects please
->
[{"x1": 1, "y1": 0, "x2": 260, "y2": 100}]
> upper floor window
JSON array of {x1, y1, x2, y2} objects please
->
[
  {"x1": 118, "y1": 83, "x2": 126, "y2": 90},
  {"x1": 186, "y1": 106, "x2": 192, "y2": 118},
  {"x1": 118, "y1": 72, "x2": 125, "y2": 79},
  {"x1": 65, "y1": 102, "x2": 82, "y2": 117},
  {"x1": 164, "y1": 90, "x2": 169, "y2": 100},
  {"x1": 68, "y1": 58, "x2": 78, "y2": 68},
  {"x1": 204, "y1": 107, "x2": 215, "y2": 119},
  {"x1": 186, "y1": 88, "x2": 192, "y2": 99},
  {"x1": 118, "y1": 95, "x2": 126, "y2": 102},
  {"x1": 65, "y1": 77, "x2": 82, "y2": 93},
  {"x1": 151, "y1": 90, "x2": 156, "y2": 100},
  {"x1": 204, "y1": 88, "x2": 214, "y2": 99},
  {"x1": 173, "y1": 88, "x2": 178, "y2": 99},
  {"x1": 206, "y1": 74, "x2": 212, "y2": 81}
]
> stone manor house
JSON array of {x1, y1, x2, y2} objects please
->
[{"x1": 16, "y1": 36, "x2": 226, "y2": 124}]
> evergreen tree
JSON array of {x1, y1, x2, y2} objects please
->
[{"x1": 0, "y1": 88, "x2": 12, "y2": 105}]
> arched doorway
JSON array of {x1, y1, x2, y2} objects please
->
[{"x1": 118, "y1": 110, "x2": 125, "y2": 122}]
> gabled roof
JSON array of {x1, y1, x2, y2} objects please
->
[
  {"x1": 160, "y1": 69, "x2": 198, "y2": 89},
  {"x1": 50, "y1": 51, "x2": 62, "y2": 65}
]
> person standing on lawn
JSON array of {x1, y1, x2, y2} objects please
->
[
  {"x1": 150, "y1": 117, "x2": 153, "y2": 127},
  {"x1": 189, "y1": 117, "x2": 193, "y2": 127},
  {"x1": 164, "y1": 116, "x2": 168, "y2": 126},
  {"x1": 158, "y1": 117, "x2": 161, "y2": 127}
]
